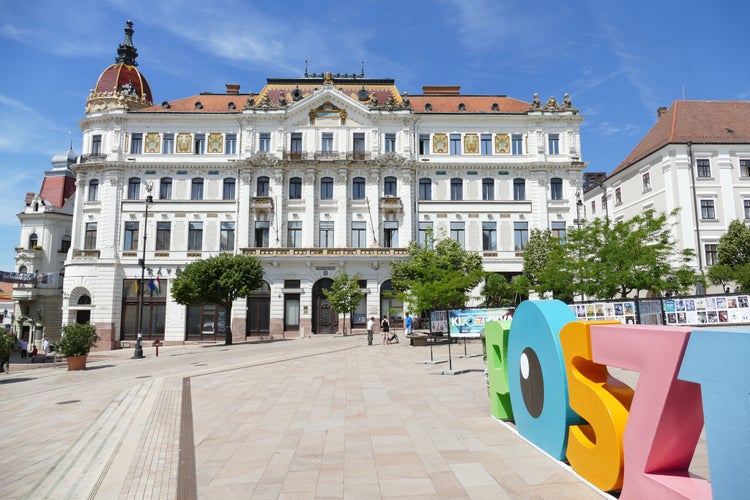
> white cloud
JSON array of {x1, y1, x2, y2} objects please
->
[
  {"x1": 0, "y1": 95, "x2": 67, "y2": 155},
  {"x1": 596, "y1": 121, "x2": 639, "y2": 137}
]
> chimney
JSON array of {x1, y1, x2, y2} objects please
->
[
  {"x1": 657, "y1": 106, "x2": 667, "y2": 118},
  {"x1": 225, "y1": 83, "x2": 240, "y2": 94}
]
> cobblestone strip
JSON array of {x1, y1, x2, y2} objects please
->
[
  {"x1": 177, "y1": 377, "x2": 197, "y2": 499},
  {"x1": 118, "y1": 376, "x2": 182, "y2": 499},
  {"x1": 26, "y1": 379, "x2": 155, "y2": 499}
]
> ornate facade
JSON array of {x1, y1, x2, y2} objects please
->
[{"x1": 58, "y1": 22, "x2": 585, "y2": 348}]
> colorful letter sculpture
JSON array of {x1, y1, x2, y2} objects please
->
[
  {"x1": 679, "y1": 328, "x2": 750, "y2": 500},
  {"x1": 559, "y1": 320, "x2": 633, "y2": 491},
  {"x1": 589, "y1": 324, "x2": 710, "y2": 500},
  {"x1": 485, "y1": 320, "x2": 513, "y2": 420},
  {"x1": 507, "y1": 300, "x2": 578, "y2": 460}
]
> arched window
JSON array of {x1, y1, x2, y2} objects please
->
[
  {"x1": 223, "y1": 177, "x2": 236, "y2": 200},
  {"x1": 88, "y1": 179, "x2": 99, "y2": 202},
  {"x1": 256, "y1": 176, "x2": 269, "y2": 197},
  {"x1": 60, "y1": 235, "x2": 71, "y2": 253},
  {"x1": 513, "y1": 178, "x2": 526, "y2": 201},
  {"x1": 384, "y1": 176, "x2": 397, "y2": 197},
  {"x1": 418, "y1": 178, "x2": 432, "y2": 200},
  {"x1": 127, "y1": 177, "x2": 141, "y2": 200},
  {"x1": 191, "y1": 178, "x2": 204, "y2": 200},
  {"x1": 550, "y1": 177, "x2": 563, "y2": 200},
  {"x1": 289, "y1": 177, "x2": 302, "y2": 199},
  {"x1": 320, "y1": 177, "x2": 334, "y2": 200},
  {"x1": 482, "y1": 178, "x2": 494, "y2": 200},
  {"x1": 159, "y1": 177, "x2": 172, "y2": 200},
  {"x1": 352, "y1": 177, "x2": 365, "y2": 200},
  {"x1": 450, "y1": 178, "x2": 463, "y2": 201},
  {"x1": 78, "y1": 295, "x2": 92, "y2": 305},
  {"x1": 29, "y1": 233, "x2": 38, "y2": 249}
]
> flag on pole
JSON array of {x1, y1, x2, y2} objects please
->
[
  {"x1": 156, "y1": 276, "x2": 161, "y2": 295},
  {"x1": 148, "y1": 278, "x2": 157, "y2": 295},
  {"x1": 134, "y1": 280, "x2": 139, "y2": 296}
]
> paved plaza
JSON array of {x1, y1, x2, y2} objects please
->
[{"x1": 1, "y1": 333, "x2": 705, "y2": 499}]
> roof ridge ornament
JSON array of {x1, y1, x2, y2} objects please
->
[{"x1": 115, "y1": 20, "x2": 139, "y2": 66}]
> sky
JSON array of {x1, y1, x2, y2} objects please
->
[{"x1": 1, "y1": 0, "x2": 749, "y2": 272}]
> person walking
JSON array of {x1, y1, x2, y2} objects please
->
[
  {"x1": 19, "y1": 338, "x2": 28, "y2": 359},
  {"x1": 405, "y1": 313, "x2": 413, "y2": 336},
  {"x1": 381, "y1": 316, "x2": 390, "y2": 345},
  {"x1": 366, "y1": 317, "x2": 375, "y2": 346},
  {"x1": 42, "y1": 337, "x2": 51, "y2": 354}
]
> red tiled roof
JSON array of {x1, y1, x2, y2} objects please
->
[
  {"x1": 95, "y1": 63, "x2": 153, "y2": 104},
  {"x1": 612, "y1": 100, "x2": 750, "y2": 175},
  {"x1": 140, "y1": 94, "x2": 244, "y2": 113},
  {"x1": 409, "y1": 95, "x2": 530, "y2": 113},
  {"x1": 39, "y1": 175, "x2": 76, "y2": 208}
]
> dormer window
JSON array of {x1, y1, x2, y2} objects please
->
[
  {"x1": 491, "y1": 103, "x2": 499, "y2": 111},
  {"x1": 458, "y1": 103, "x2": 466, "y2": 111},
  {"x1": 425, "y1": 103, "x2": 432, "y2": 111}
]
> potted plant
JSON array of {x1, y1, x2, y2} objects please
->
[
  {"x1": 0, "y1": 328, "x2": 13, "y2": 373},
  {"x1": 56, "y1": 323, "x2": 99, "y2": 370}
]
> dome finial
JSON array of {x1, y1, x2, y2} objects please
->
[{"x1": 115, "y1": 20, "x2": 139, "y2": 66}]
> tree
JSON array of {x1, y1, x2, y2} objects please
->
[
  {"x1": 323, "y1": 271, "x2": 365, "y2": 335},
  {"x1": 171, "y1": 254, "x2": 264, "y2": 345},
  {"x1": 391, "y1": 237, "x2": 484, "y2": 314},
  {"x1": 522, "y1": 229, "x2": 575, "y2": 301},
  {"x1": 717, "y1": 219, "x2": 750, "y2": 268},
  {"x1": 707, "y1": 264, "x2": 734, "y2": 290}
]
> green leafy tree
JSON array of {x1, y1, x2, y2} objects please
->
[
  {"x1": 171, "y1": 254, "x2": 264, "y2": 345},
  {"x1": 0, "y1": 328, "x2": 14, "y2": 372},
  {"x1": 717, "y1": 219, "x2": 750, "y2": 267},
  {"x1": 522, "y1": 229, "x2": 575, "y2": 301},
  {"x1": 706, "y1": 264, "x2": 734, "y2": 289},
  {"x1": 323, "y1": 271, "x2": 365, "y2": 335},
  {"x1": 391, "y1": 237, "x2": 484, "y2": 314},
  {"x1": 481, "y1": 273, "x2": 511, "y2": 307}
]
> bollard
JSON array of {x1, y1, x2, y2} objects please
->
[{"x1": 152, "y1": 339, "x2": 161, "y2": 357}]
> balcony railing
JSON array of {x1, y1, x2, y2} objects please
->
[
  {"x1": 80, "y1": 153, "x2": 107, "y2": 163},
  {"x1": 379, "y1": 196, "x2": 403, "y2": 213},
  {"x1": 240, "y1": 247, "x2": 408, "y2": 258},
  {"x1": 251, "y1": 196, "x2": 274, "y2": 212},
  {"x1": 347, "y1": 151, "x2": 370, "y2": 161},
  {"x1": 282, "y1": 151, "x2": 308, "y2": 160}
]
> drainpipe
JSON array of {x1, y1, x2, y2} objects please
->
[{"x1": 687, "y1": 142, "x2": 705, "y2": 291}]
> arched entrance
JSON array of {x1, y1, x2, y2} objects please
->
[
  {"x1": 76, "y1": 295, "x2": 92, "y2": 324},
  {"x1": 313, "y1": 278, "x2": 338, "y2": 334},
  {"x1": 246, "y1": 281, "x2": 271, "y2": 336},
  {"x1": 380, "y1": 280, "x2": 404, "y2": 329}
]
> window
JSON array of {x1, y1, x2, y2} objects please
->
[
  {"x1": 482, "y1": 178, "x2": 494, "y2": 200},
  {"x1": 700, "y1": 199, "x2": 716, "y2": 220},
  {"x1": 419, "y1": 178, "x2": 432, "y2": 200},
  {"x1": 550, "y1": 177, "x2": 563, "y2": 200},
  {"x1": 223, "y1": 178, "x2": 236, "y2": 200},
  {"x1": 322, "y1": 132, "x2": 333, "y2": 152},
  {"x1": 191, "y1": 178, "x2": 204, "y2": 200},
  {"x1": 351, "y1": 221, "x2": 366, "y2": 248},
  {"x1": 450, "y1": 221, "x2": 465, "y2": 248},
  {"x1": 259, "y1": 133, "x2": 271, "y2": 152},
  {"x1": 384, "y1": 176, "x2": 397, "y2": 197},
  {"x1": 353, "y1": 133, "x2": 365, "y2": 159},
  {"x1": 615, "y1": 187, "x2": 622, "y2": 205},
  {"x1": 124, "y1": 221, "x2": 139, "y2": 251},
  {"x1": 130, "y1": 133, "x2": 142, "y2": 154},
  {"x1": 29, "y1": 233, "x2": 38, "y2": 249},
  {"x1": 194, "y1": 133, "x2": 205, "y2": 155},
  {"x1": 451, "y1": 178, "x2": 463, "y2": 201},
  {"x1": 156, "y1": 177, "x2": 172, "y2": 200},
  {"x1": 705, "y1": 244, "x2": 718, "y2": 267},
  {"x1": 254, "y1": 221, "x2": 270, "y2": 247},
  {"x1": 162, "y1": 133, "x2": 174, "y2": 154},
  {"x1": 482, "y1": 222, "x2": 497, "y2": 251},
  {"x1": 642, "y1": 172, "x2": 652, "y2": 191},
  {"x1": 481, "y1": 134, "x2": 492, "y2": 155},
  {"x1": 289, "y1": 177, "x2": 302, "y2": 199},
  {"x1": 290, "y1": 133, "x2": 302, "y2": 157},
  {"x1": 256, "y1": 176, "x2": 269, "y2": 197},
  {"x1": 450, "y1": 134, "x2": 461, "y2": 155},
  {"x1": 591, "y1": 200, "x2": 596, "y2": 214},
  {"x1": 220, "y1": 222, "x2": 235, "y2": 251},
  {"x1": 88, "y1": 179, "x2": 99, "y2": 202},
  {"x1": 128, "y1": 177, "x2": 141, "y2": 200},
  {"x1": 91, "y1": 134, "x2": 102, "y2": 155},
  {"x1": 741, "y1": 159, "x2": 750, "y2": 177},
  {"x1": 551, "y1": 221, "x2": 566, "y2": 241},
  {"x1": 60, "y1": 235, "x2": 71, "y2": 253},
  {"x1": 514, "y1": 222, "x2": 529, "y2": 251},
  {"x1": 225, "y1": 133, "x2": 237, "y2": 155},
  {"x1": 383, "y1": 221, "x2": 399, "y2": 248},
  {"x1": 188, "y1": 222, "x2": 203, "y2": 251},
  {"x1": 548, "y1": 133, "x2": 559, "y2": 155},
  {"x1": 513, "y1": 178, "x2": 526, "y2": 200},
  {"x1": 284, "y1": 294, "x2": 300, "y2": 331},
  {"x1": 385, "y1": 133, "x2": 396, "y2": 152},
  {"x1": 287, "y1": 221, "x2": 302, "y2": 247},
  {"x1": 745, "y1": 200, "x2": 750, "y2": 219},
  {"x1": 512, "y1": 134, "x2": 523, "y2": 155},
  {"x1": 84, "y1": 222, "x2": 97, "y2": 250},
  {"x1": 352, "y1": 177, "x2": 365, "y2": 200},
  {"x1": 418, "y1": 221, "x2": 433, "y2": 248},
  {"x1": 156, "y1": 222, "x2": 171, "y2": 251},
  {"x1": 696, "y1": 159, "x2": 711, "y2": 178},
  {"x1": 320, "y1": 177, "x2": 334, "y2": 200},
  {"x1": 319, "y1": 221, "x2": 334, "y2": 248},
  {"x1": 419, "y1": 134, "x2": 430, "y2": 155}
]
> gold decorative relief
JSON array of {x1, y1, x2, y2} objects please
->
[
  {"x1": 433, "y1": 133, "x2": 448, "y2": 154},
  {"x1": 208, "y1": 133, "x2": 223, "y2": 153},
  {"x1": 464, "y1": 133, "x2": 479, "y2": 154},
  {"x1": 144, "y1": 132, "x2": 160, "y2": 153},
  {"x1": 176, "y1": 133, "x2": 192, "y2": 153},
  {"x1": 495, "y1": 133, "x2": 510, "y2": 154}
]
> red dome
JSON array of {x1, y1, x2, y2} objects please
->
[{"x1": 94, "y1": 63, "x2": 152, "y2": 103}]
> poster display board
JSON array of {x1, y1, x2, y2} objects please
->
[
  {"x1": 429, "y1": 310, "x2": 449, "y2": 335},
  {"x1": 447, "y1": 308, "x2": 513, "y2": 338},
  {"x1": 571, "y1": 301, "x2": 637, "y2": 324},
  {"x1": 663, "y1": 295, "x2": 750, "y2": 325}
]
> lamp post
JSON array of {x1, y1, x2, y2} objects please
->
[
  {"x1": 132, "y1": 182, "x2": 153, "y2": 359},
  {"x1": 575, "y1": 190, "x2": 585, "y2": 301}
]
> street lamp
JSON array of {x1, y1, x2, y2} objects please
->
[
  {"x1": 132, "y1": 182, "x2": 153, "y2": 359},
  {"x1": 575, "y1": 189, "x2": 584, "y2": 229}
]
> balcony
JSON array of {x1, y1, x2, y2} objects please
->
[
  {"x1": 241, "y1": 247, "x2": 408, "y2": 258},
  {"x1": 283, "y1": 151, "x2": 309, "y2": 160},
  {"x1": 252, "y1": 196, "x2": 274, "y2": 212},
  {"x1": 72, "y1": 249, "x2": 101, "y2": 260},
  {"x1": 347, "y1": 151, "x2": 371, "y2": 161},
  {"x1": 379, "y1": 196, "x2": 403, "y2": 213},
  {"x1": 80, "y1": 153, "x2": 107, "y2": 163},
  {"x1": 314, "y1": 150, "x2": 342, "y2": 160}
]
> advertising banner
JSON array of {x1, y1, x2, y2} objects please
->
[{"x1": 448, "y1": 308, "x2": 513, "y2": 338}]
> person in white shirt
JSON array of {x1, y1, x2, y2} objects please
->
[{"x1": 366, "y1": 317, "x2": 375, "y2": 346}]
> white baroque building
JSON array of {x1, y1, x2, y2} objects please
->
[
  {"x1": 59, "y1": 21, "x2": 585, "y2": 348},
  {"x1": 584, "y1": 100, "x2": 750, "y2": 295}
]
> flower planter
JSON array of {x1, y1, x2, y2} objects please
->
[{"x1": 66, "y1": 355, "x2": 87, "y2": 371}]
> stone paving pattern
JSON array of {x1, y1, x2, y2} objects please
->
[{"x1": 0, "y1": 334, "x2": 707, "y2": 499}]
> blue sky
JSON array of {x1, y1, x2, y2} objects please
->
[{"x1": 1, "y1": 0, "x2": 749, "y2": 272}]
